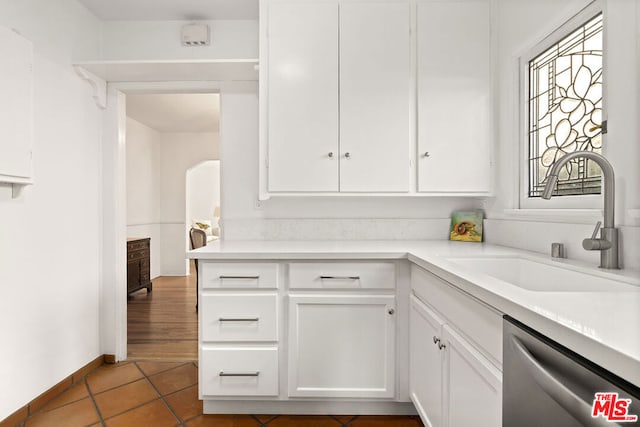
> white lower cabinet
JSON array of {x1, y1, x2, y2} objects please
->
[
  {"x1": 288, "y1": 294, "x2": 396, "y2": 398},
  {"x1": 199, "y1": 261, "x2": 281, "y2": 398},
  {"x1": 442, "y1": 325, "x2": 501, "y2": 427},
  {"x1": 410, "y1": 267, "x2": 502, "y2": 427},
  {"x1": 197, "y1": 258, "x2": 501, "y2": 419},
  {"x1": 410, "y1": 296, "x2": 444, "y2": 427}
]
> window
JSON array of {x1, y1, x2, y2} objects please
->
[{"x1": 526, "y1": 12, "x2": 604, "y2": 200}]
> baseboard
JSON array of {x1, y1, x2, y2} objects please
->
[
  {"x1": 0, "y1": 354, "x2": 112, "y2": 427},
  {"x1": 203, "y1": 400, "x2": 418, "y2": 415}
]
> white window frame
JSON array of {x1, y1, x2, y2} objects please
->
[{"x1": 519, "y1": 1, "x2": 605, "y2": 210}]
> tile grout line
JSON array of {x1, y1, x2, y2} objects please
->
[
  {"x1": 134, "y1": 361, "x2": 187, "y2": 427},
  {"x1": 345, "y1": 415, "x2": 360, "y2": 426},
  {"x1": 84, "y1": 377, "x2": 107, "y2": 427},
  {"x1": 259, "y1": 414, "x2": 280, "y2": 425},
  {"x1": 134, "y1": 361, "x2": 192, "y2": 378},
  {"x1": 330, "y1": 414, "x2": 358, "y2": 426}
]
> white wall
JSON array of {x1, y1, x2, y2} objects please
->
[
  {"x1": 0, "y1": 0, "x2": 102, "y2": 421},
  {"x1": 485, "y1": 0, "x2": 640, "y2": 269},
  {"x1": 187, "y1": 160, "x2": 221, "y2": 222},
  {"x1": 100, "y1": 20, "x2": 258, "y2": 61},
  {"x1": 160, "y1": 132, "x2": 218, "y2": 275},
  {"x1": 126, "y1": 118, "x2": 162, "y2": 278}
]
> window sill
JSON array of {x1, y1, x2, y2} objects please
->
[{"x1": 501, "y1": 209, "x2": 603, "y2": 224}]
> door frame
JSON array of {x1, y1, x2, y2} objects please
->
[{"x1": 101, "y1": 81, "x2": 222, "y2": 361}]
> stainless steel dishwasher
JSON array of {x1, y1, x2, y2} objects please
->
[{"x1": 503, "y1": 316, "x2": 640, "y2": 426}]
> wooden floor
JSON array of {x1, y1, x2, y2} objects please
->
[{"x1": 127, "y1": 266, "x2": 198, "y2": 360}]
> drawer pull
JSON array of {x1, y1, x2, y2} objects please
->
[
  {"x1": 219, "y1": 275, "x2": 260, "y2": 280},
  {"x1": 219, "y1": 317, "x2": 260, "y2": 322},
  {"x1": 320, "y1": 276, "x2": 360, "y2": 280},
  {"x1": 219, "y1": 371, "x2": 260, "y2": 377}
]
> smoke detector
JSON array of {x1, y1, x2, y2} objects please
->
[{"x1": 181, "y1": 23, "x2": 210, "y2": 46}]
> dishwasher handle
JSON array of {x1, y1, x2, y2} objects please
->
[{"x1": 511, "y1": 336, "x2": 612, "y2": 427}]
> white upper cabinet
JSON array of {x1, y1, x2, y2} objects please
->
[
  {"x1": 260, "y1": 0, "x2": 493, "y2": 198},
  {"x1": 417, "y1": 0, "x2": 492, "y2": 193},
  {"x1": 339, "y1": 1, "x2": 411, "y2": 192},
  {"x1": 266, "y1": 1, "x2": 339, "y2": 192}
]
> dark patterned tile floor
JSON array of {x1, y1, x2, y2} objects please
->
[{"x1": 19, "y1": 361, "x2": 423, "y2": 427}]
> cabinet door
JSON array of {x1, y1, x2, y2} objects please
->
[
  {"x1": 288, "y1": 294, "x2": 396, "y2": 398},
  {"x1": 442, "y1": 325, "x2": 502, "y2": 427},
  {"x1": 417, "y1": 0, "x2": 491, "y2": 193},
  {"x1": 410, "y1": 295, "x2": 444, "y2": 427},
  {"x1": 267, "y1": 1, "x2": 339, "y2": 192},
  {"x1": 339, "y1": 1, "x2": 411, "y2": 192}
]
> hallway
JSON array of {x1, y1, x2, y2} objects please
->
[{"x1": 127, "y1": 269, "x2": 198, "y2": 360}]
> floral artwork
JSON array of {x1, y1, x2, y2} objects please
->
[
  {"x1": 528, "y1": 13, "x2": 603, "y2": 197},
  {"x1": 449, "y1": 211, "x2": 483, "y2": 243}
]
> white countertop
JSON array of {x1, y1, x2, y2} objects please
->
[{"x1": 188, "y1": 240, "x2": 640, "y2": 388}]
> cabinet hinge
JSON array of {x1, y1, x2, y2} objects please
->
[{"x1": 601, "y1": 120, "x2": 608, "y2": 134}]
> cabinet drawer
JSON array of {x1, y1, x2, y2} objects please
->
[
  {"x1": 127, "y1": 240, "x2": 149, "y2": 251},
  {"x1": 200, "y1": 347, "x2": 278, "y2": 397},
  {"x1": 411, "y1": 265, "x2": 502, "y2": 366},
  {"x1": 289, "y1": 262, "x2": 395, "y2": 289},
  {"x1": 201, "y1": 294, "x2": 278, "y2": 342},
  {"x1": 200, "y1": 262, "x2": 278, "y2": 289},
  {"x1": 127, "y1": 249, "x2": 148, "y2": 261}
]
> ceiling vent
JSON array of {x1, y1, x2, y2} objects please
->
[{"x1": 181, "y1": 23, "x2": 210, "y2": 46}]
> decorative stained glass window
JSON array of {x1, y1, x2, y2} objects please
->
[{"x1": 528, "y1": 13, "x2": 603, "y2": 197}]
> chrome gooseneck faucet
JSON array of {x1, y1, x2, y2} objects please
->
[{"x1": 541, "y1": 151, "x2": 619, "y2": 269}]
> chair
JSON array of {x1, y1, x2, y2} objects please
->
[{"x1": 189, "y1": 228, "x2": 207, "y2": 311}]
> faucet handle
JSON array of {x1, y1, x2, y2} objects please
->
[
  {"x1": 590, "y1": 221, "x2": 602, "y2": 239},
  {"x1": 583, "y1": 220, "x2": 612, "y2": 251}
]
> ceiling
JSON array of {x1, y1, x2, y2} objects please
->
[
  {"x1": 78, "y1": 0, "x2": 258, "y2": 21},
  {"x1": 126, "y1": 93, "x2": 220, "y2": 133}
]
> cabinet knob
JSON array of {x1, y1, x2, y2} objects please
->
[
  {"x1": 433, "y1": 336, "x2": 440, "y2": 345},
  {"x1": 328, "y1": 152, "x2": 334, "y2": 158},
  {"x1": 423, "y1": 152, "x2": 430, "y2": 158},
  {"x1": 345, "y1": 152, "x2": 351, "y2": 159},
  {"x1": 388, "y1": 308, "x2": 395, "y2": 315},
  {"x1": 438, "y1": 342, "x2": 446, "y2": 350}
]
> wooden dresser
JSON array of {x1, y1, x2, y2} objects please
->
[{"x1": 127, "y1": 237, "x2": 152, "y2": 295}]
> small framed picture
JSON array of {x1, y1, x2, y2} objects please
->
[{"x1": 449, "y1": 211, "x2": 484, "y2": 242}]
